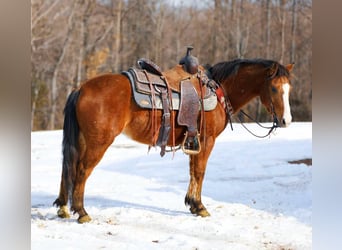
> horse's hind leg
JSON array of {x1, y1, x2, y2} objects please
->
[
  {"x1": 53, "y1": 176, "x2": 70, "y2": 218},
  {"x1": 71, "y1": 132, "x2": 114, "y2": 223},
  {"x1": 54, "y1": 156, "x2": 73, "y2": 218}
]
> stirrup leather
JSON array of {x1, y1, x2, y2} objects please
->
[{"x1": 181, "y1": 131, "x2": 201, "y2": 155}]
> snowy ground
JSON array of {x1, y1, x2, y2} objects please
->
[{"x1": 31, "y1": 122, "x2": 312, "y2": 250}]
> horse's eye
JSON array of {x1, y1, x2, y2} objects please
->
[{"x1": 271, "y1": 86, "x2": 277, "y2": 93}]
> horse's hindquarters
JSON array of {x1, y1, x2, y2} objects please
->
[{"x1": 77, "y1": 74, "x2": 132, "y2": 138}]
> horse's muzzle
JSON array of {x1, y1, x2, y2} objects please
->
[{"x1": 280, "y1": 117, "x2": 292, "y2": 127}]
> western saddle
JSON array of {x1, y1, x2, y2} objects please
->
[{"x1": 123, "y1": 47, "x2": 220, "y2": 157}]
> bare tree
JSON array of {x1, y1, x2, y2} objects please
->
[
  {"x1": 112, "y1": 0, "x2": 123, "y2": 73},
  {"x1": 265, "y1": 0, "x2": 272, "y2": 58},
  {"x1": 279, "y1": 0, "x2": 287, "y2": 63},
  {"x1": 48, "y1": 0, "x2": 77, "y2": 130},
  {"x1": 290, "y1": 0, "x2": 297, "y2": 63}
]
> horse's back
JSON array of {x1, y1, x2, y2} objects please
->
[{"x1": 79, "y1": 73, "x2": 130, "y2": 96}]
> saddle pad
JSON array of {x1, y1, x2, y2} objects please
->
[
  {"x1": 122, "y1": 70, "x2": 217, "y2": 111},
  {"x1": 130, "y1": 68, "x2": 174, "y2": 94}
]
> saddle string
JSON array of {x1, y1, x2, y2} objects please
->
[
  {"x1": 143, "y1": 70, "x2": 158, "y2": 150},
  {"x1": 220, "y1": 84, "x2": 234, "y2": 131},
  {"x1": 213, "y1": 79, "x2": 234, "y2": 131},
  {"x1": 197, "y1": 71, "x2": 206, "y2": 150},
  {"x1": 161, "y1": 75, "x2": 176, "y2": 157}
]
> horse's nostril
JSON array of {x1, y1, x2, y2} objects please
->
[{"x1": 282, "y1": 119, "x2": 286, "y2": 126}]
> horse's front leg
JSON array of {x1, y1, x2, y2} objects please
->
[{"x1": 185, "y1": 136, "x2": 215, "y2": 217}]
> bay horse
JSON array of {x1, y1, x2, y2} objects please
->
[{"x1": 53, "y1": 58, "x2": 294, "y2": 223}]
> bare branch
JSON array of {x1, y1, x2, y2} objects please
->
[{"x1": 32, "y1": 0, "x2": 60, "y2": 29}]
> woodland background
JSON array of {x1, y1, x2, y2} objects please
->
[{"x1": 31, "y1": 0, "x2": 312, "y2": 131}]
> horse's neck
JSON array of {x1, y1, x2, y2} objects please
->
[{"x1": 224, "y1": 75, "x2": 264, "y2": 113}]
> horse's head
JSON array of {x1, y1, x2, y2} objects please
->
[{"x1": 260, "y1": 62, "x2": 294, "y2": 128}]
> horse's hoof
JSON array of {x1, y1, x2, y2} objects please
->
[
  {"x1": 197, "y1": 209, "x2": 210, "y2": 217},
  {"x1": 57, "y1": 205, "x2": 70, "y2": 218},
  {"x1": 78, "y1": 214, "x2": 92, "y2": 223},
  {"x1": 190, "y1": 207, "x2": 197, "y2": 214}
]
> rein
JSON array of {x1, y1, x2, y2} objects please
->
[{"x1": 236, "y1": 103, "x2": 279, "y2": 138}]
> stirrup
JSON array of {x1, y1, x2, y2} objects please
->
[{"x1": 181, "y1": 131, "x2": 201, "y2": 155}]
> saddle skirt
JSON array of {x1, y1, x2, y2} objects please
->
[{"x1": 123, "y1": 65, "x2": 217, "y2": 111}]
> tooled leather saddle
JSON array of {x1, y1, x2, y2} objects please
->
[{"x1": 122, "y1": 49, "x2": 219, "y2": 156}]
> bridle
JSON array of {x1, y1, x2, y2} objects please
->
[{"x1": 218, "y1": 77, "x2": 280, "y2": 138}]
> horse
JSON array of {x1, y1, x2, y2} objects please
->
[{"x1": 53, "y1": 58, "x2": 294, "y2": 223}]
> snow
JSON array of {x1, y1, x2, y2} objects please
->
[{"x1": 31, "y1": 122, "x2": 312, "y2": 250}]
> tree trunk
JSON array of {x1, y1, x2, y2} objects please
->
[
  {"x1": 256, "y1": 0, "x2": 272, "y2": 120},
  {"x1": 154, "y1": 3, "x2": 165, "y2": 64},
  {"x1": 235, "y1": 0, "x2": 241, "y2": 58},
  {"x1": 31, "y1": 85, "x2": 39, "y2": 130},
  {"x1": 48, "y1": 1, "x2": 77, "y2": 130},
  {"x1": 211, "y1": 0, "x2": 221, "y2": 62},
  {"x1": 76, "y1": 18, "x2": 85, "y2": 87},
  {"x1": 266, "y1": 0, "x2": 271, "y2": 58},
  {"x1": 290, "y1": 0, "x2": 297, "y2": 63},
  {"x1": 114, "y1": 0, "x2": 122, "y2": 72},
  {"x1": 113, "y1": 0, "x2": 123, "y2": 73},
  {"x1": 229, "y1": 0, "x2": 236, "y2": 58},
  {"x1": 279, "y1": 0, "x2": 287, "y2": 63}
]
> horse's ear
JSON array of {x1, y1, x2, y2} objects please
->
[
  {"x1": 286, "y1": 63, "x2": 294, "y2": 72},
  {"x1": 268, "y1": 63, "x2": 279, "y2": 78}
]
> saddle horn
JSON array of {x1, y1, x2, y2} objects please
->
[{"x1": 179, "y1": 46, "x2": 199, "y2": 74}]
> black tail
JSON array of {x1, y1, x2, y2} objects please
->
[{"x1": 62, "y1": 89, "x2": 81, "y2": 203}]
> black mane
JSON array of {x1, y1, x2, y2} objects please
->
[{"x1": 207, "y1": 58, "x2": 289, "y2": 82}]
